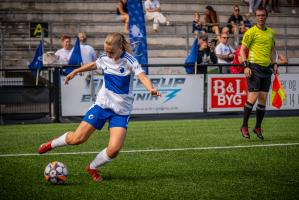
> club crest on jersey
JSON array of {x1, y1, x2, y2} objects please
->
[
  {"x1": 88, "y1": 114, "x2": 94, "y2": 119},
  {"x1": 120, "y1": 67, "x2": 125, "y2": 73}
]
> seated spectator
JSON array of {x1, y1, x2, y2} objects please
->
[
  {"x1": 55, "y1": 35, "x2": 71, "y2": 65},
  {"x1": 272, "y1": 0, "x2": 280, "y2": 13},
  {"x1": 204, "y1": 5, "x2": 220, "y2": 40},
  {"x1": 76, "y1": 32, "x2": 97, "y2": 64},
  {"x1": 196, "y1": 35, "x2": 217, "y2": 74},
  {"x1": 227, "y1": 5, "x2": 244, "y2": 35},
  {"x1": 215, "y1": 33, "x2": 235, "y2": 73},
  {"x1": 243, "y1": 13, "x2": 252, "y2": 28},
  {"x1": 116, "y1": 0, "x2": 129, "y2": 33},
  {"x1": 192, "y1": 11, "x2": 206, "y2": 38},
  {"x1": 144, "y1": 0, "x2": 170, "y2": 32},
  {"x1": 263, "y1": 0, "x2": 272, "y2": 13},
  {"x1": 288, "y1": 0, "x2": 296, "y2": 14}
]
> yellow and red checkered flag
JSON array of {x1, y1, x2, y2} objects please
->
[{"x1": 271, "y1": 75, "x2": 286, "y2": 109}]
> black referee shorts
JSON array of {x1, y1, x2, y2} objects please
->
[{"x1": 247, "y1": 63, "x2": 273, "y2": 92}]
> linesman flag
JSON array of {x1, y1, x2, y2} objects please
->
[
  {"x1": 271, "y1": 74, "x2": 286, "y2": 109},
  {"x1": 28, "y1": 40, "x2": 43, "y2": 76},
  {"x1": 184, "y1": 38, "x2": 198, "y2": 74}
]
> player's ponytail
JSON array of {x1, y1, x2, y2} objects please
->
[{"x1": 104, "y1": 32, "x2": 132, "y2": 54}]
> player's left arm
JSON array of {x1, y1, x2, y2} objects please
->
[{"x1": 137, "y1": 72, "x2": 161, "y2": 97}]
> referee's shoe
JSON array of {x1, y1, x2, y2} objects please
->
[{"x1": 253, "y1": 127, "x2": 264, "y2": 140}]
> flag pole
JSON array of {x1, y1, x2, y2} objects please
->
[{"x1": 36, "y1": 30, "x2": 44, "y2": 86}]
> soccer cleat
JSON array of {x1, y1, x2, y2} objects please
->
[
  {"x1": 38, "y1": 140, "x2": 53, "y2": 154},
  {"x1": 240, "y1": 126, "x2": 250, "y2": 139},
  {"x1": 253, "y1": 127, "x2": 264, "y2": 140},
  {"x1": 86, "y1": 165, "x2": 103, "y2": 182}
]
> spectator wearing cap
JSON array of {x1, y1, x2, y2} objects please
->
[
  {"x1": 55, "y1": 35, "x2": 72, "y2": 64},
  {"x1": 196, "y1": 35, "x2": 217, "y2": 74},
  {"x1": 215, "y1": 33, "x2": 235, "y2": 73}
]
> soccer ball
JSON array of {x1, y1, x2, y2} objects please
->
[{"x1": 44, "y1": 161, "x2": 68, "y2": 184}]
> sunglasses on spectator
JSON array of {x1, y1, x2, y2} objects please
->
[
  {"x1": 235, "y1": 9, "x2": 240, "y2": 11},
  {"x1": 221, "y1": 37, "x2": 228, "y2": 39}
]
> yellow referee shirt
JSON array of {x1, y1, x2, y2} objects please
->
[{"x1": 242, "y1": 25, "x2": 275, "y2": 67}]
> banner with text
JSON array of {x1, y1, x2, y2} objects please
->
[
  {"x1": 61, "y1": 74, "x2": 204, "y2": 116},
  {"x1": 207, "y1": 74, "x2": 299, "y2": 112}
]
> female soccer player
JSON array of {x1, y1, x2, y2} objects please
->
[{"x1": 38, "y1": 32, "x2": 161, "y2": 182}]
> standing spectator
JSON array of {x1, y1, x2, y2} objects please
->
[
  {"x1": 196, "y1": 35, "x2": 217, "y2": 74},
  {"x1": 55, "y1": 35, "x2": 71, "y2": 65},
  {"x1": 204, "y1": 5, "x2": 221, "y2": 40},
  {"x1": 144, "y1": 0, "x2": 170, "y2": 32},
  {"x1": 247, "y1": 0, "x2": 262, "y2": 14},
  {"x1": 116, "y1": 0, "x2": 129, "y2": 33},
  {"x1": 192, "y1": 11, "x2": 206, "y2": 38},
  {"x1": 77, "y1": 32, "x2": 97, "y2": 64},
  {"x1": 227, "y1": 5, "x2": 244, "y2": 35},
  {"x1": 215, "y1": 33, "x2": 235, "y2": 73},
  {"x1": 239, "y1": 7, "x2": 278, "y2": 140}
]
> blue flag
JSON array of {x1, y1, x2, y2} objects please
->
[
  {"x1": 28, "y1": 41, "x2": 43, "y2": 75},
  {"x1": 127, "y1": 0, "x2": 148, "y2": 74},
  {"x1": 184, "y1": 38, "x2": 199, "y2": 74},
  {"x1": 65, "y1": 36, "x2": 83, "y2": 75}
]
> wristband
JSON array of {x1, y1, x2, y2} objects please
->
[{"x1": 242, "y1": 61, "x2": 249, "y2": 68}]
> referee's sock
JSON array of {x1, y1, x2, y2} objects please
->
[
  {"x1": 242, "y1": 101, "x2": 254, "y2": 127},
  {"x1": 255, "y1": 104, "x2": 266, "y2": 128}
]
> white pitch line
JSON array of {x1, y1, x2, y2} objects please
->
[{"x1": 0, "y1": 142, "x2": 299, "y2": 157}]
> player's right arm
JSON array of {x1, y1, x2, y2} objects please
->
[
  {"x1": 64, "y1": 62, "x2": 96, "y2": 84},
  {"x1": 240, "y1": 44, "x2": 251, "y2": 77}
]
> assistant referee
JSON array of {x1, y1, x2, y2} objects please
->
[{"x1": 239, "y1": 6, "x2": 278, "y2": 140}]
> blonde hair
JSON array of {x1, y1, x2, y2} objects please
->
[{"x1": 104, "y1": 32, "x2": 132, "y2": 54}]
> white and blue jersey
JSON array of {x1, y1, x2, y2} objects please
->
[{"x1": 94, "y1": 51, "x2": 144, "y2": 115}]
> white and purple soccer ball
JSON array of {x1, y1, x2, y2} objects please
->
[{"x1": 44, "y1": 161, "x2": 68, "y2": 184}]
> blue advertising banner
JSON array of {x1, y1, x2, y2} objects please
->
[{"x1": 127, "y1": 0, "x2": 148, "y2": 74}]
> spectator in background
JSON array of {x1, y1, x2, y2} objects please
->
[
  {"x1": 230, "y1": 40, "x2": 249, "y2": 74},
  {"x1": 247, "y1": 0, "x2": 262, "y2": 14},
  {"x1": 287, "y1": 0, "x2": 296, "y2": 14},
  {"x1": 77, "y1": 32, "x2": 97, "y2": 64},
  {"x1": 192, "y1": 11, "x2": 206, "y2": 38},
  {"x1": 228, "y1": 5, "x2": 244, "y2": 35},
  {"x1": 144, "y1": 0, "x2": 170, "y2": 32},
  {"x1": 215, "y1": 33, "x2": 235, "y2": 73},
  {"x1": 221, "y1": 26, "x2": 236, "y2": 48},
  {"x1": 271, "y1": 0, "x2": 280, "y2": 13},
  {"x1": 196, "y1": 35, "x2": 217, "y2": 74},
  {"x1": 204, "y1": 5, "x2": 220, "y2": 40},
  {"x1": 262, "y1": 0, "x2": 272, "y2": 13},
  {"x1": 55, "y1": 35, "x2": 72, "y2": 64},
  {"x1": 243, "y1": 13, "x2": 252, "y2": 28},
  {"x1": 116, "y1": 0, "x2": 129, "y2": 33}
]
